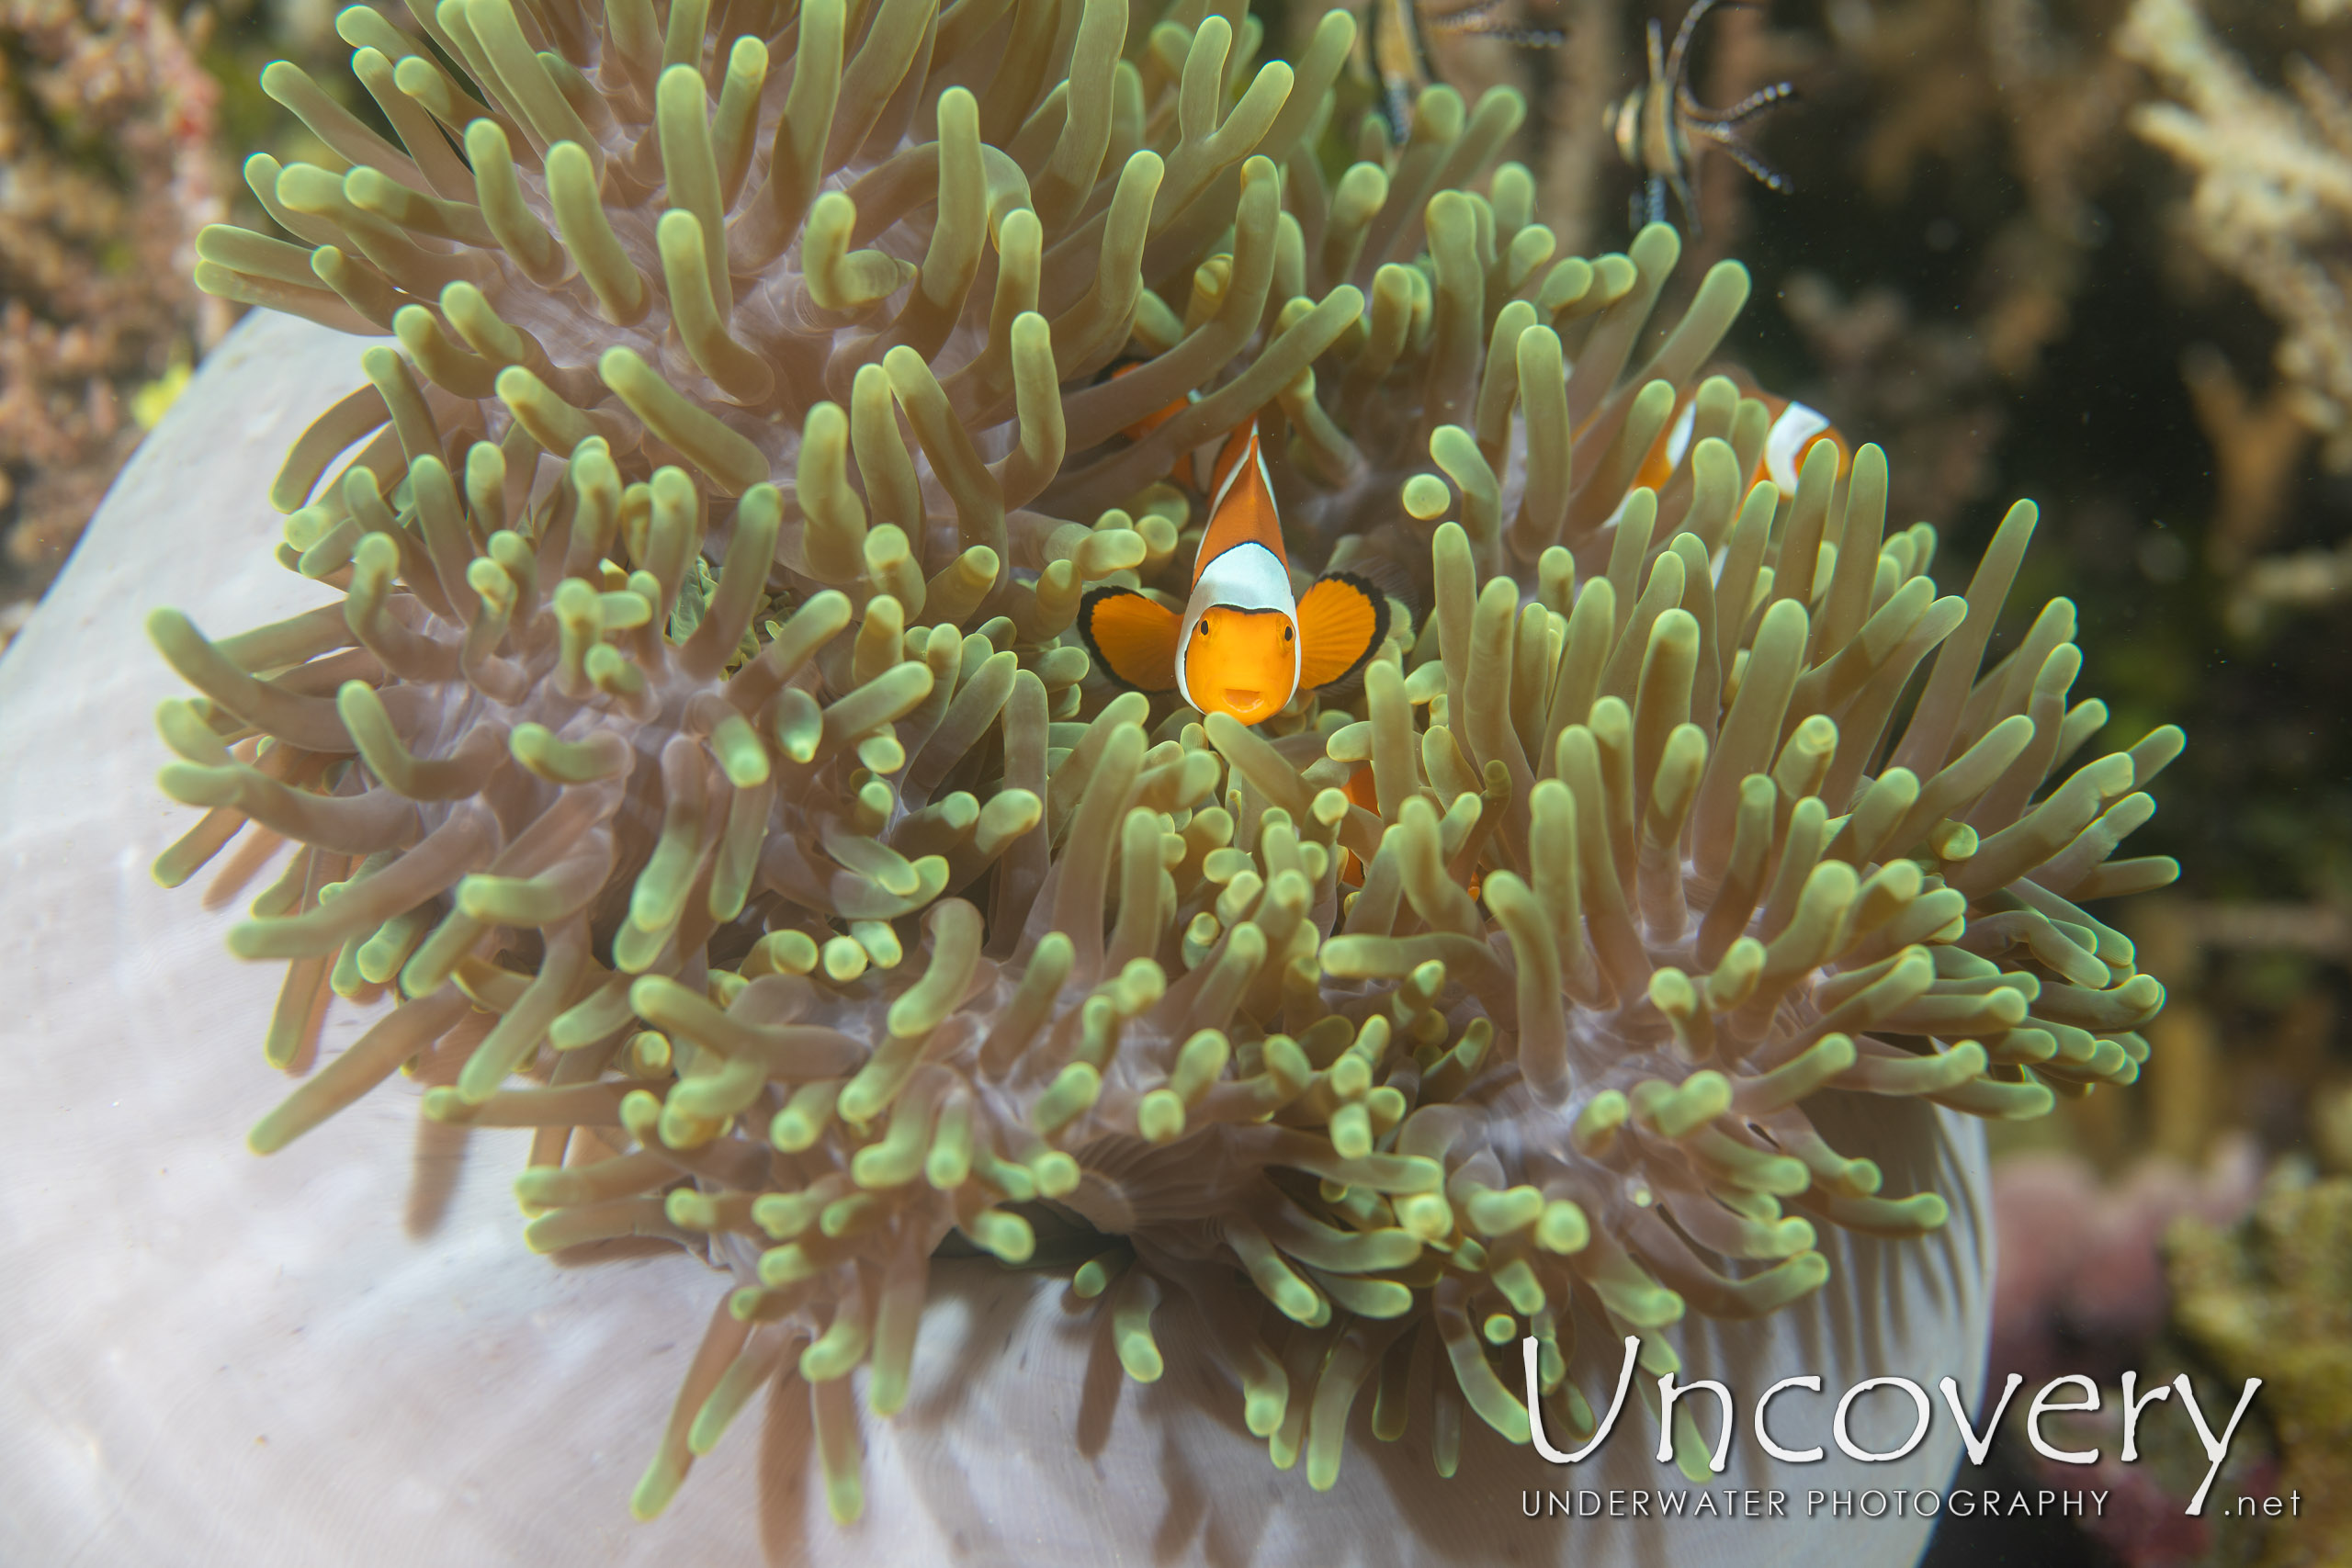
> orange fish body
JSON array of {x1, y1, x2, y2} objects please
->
[
  {"x1": 1336, "y1": 762, "x2": 1479, "y2": 897},
  {"x1": 1079, "y1": 417, "x2": 1388, "y2": 727},
  {"x1": 1109, "y1": 362, "x2": 1205, "y2": 487},
  {"x1": 1629, "y1": 377, "x2": 1849, "y2": 498},
  {"x1": 1111, "y1": 362, "x2": 1195, "y2": 444},
  {"x1": 1339, "y1": 763, "x2": 1378, "y2": 885}
]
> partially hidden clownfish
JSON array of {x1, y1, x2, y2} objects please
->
[
  {"x1": 1630, "y1": 372, "x2": 1849, "y2": 498},
  {"x1": 1335, "y1": 761, "x2": 1482, "y2": 897},
  {"x1": 1107, "y1": 360, "x2": 1210, "y2": 490},
  {"x1": 1337, "y1": 763, "x2": 1378, "y2": 886},
  {"x1": 1078, "y1": 417, "x2": 1390, "y2": 728},
  {"x1": 1110, "y1": 362, "x2": 1194, "y2": 444}
]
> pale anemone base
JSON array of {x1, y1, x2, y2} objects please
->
[{"x1": 0, "y1": 311, "x2": 1993, "y2": 1568}]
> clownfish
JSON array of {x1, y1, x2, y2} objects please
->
[
  {"x1": 1106, "y1": 360, "x2": 1209, "y2": 489},
  {"x1": 1335, "y1": 762, "x2": 1482, "y2": 897},
  {"x1": 1630, "y1": 373, "x2": 1849, "y2": 498},
  {"x1": 1338, "y1": 763, "x2": 1378, "y2": 886},
  {"x1": 1110, "y1": 362, "x2": 1193, "y2": 442},
  {"x1": 1078, "y1": 419, "x2": 1389, "y2": 728}
]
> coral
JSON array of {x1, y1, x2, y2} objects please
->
[
  {"x1": 1836, "y1": 0, "x2": 2133, "y2": 243},
  {"x1": 147, "y1": 0, "x2": 2180, "y2": 1547},
  {"x1": 1722, "y1": 0, "x2": 2139, "y2": 529},
  {"x1": 0, "y1": 0, "x2": 223, "y2": 621},
  {"x1": 1777, "y1": 270, "x2": 2007, "y2": 532},
  {"x1": 1986, "y1": 1134, "x2": 2263, "y2": 1568},
  {"x1": 2121, "y1": 0, "x2": 2352, "y2": 472},
  {"x1": 2180, "y1": 344, "x2": 2314, "y2": 583},
  {"x1": 1989, "y1": 1134, "x2": 2258, "y2": 1386},
  {"x1": 2214, "y1": 535, "x2": 2352, "y2": 639},
  {"x1": 2169, "y1": 342, "x2": 2324, "y2": 641},
  {"x1": 2169, "y1": 1166, "x2": 2352, "y2": 1566},
  {"x1": 2119, "y1": 897, "x2": 2352, "y2": 1170}
]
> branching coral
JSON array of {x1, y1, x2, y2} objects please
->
[
  {"x1": 2122, "y1": 0, "x2": 2352, "y2": 472},
  {"x1": 147, "y1": 0, "x2": 2181, "y2": 1541},
  {"x1": 1833, "y1": 0, "x2": 2134, "y2": 247},
  {"x1": 1750, "y1": 0, "x2": 2134, "y2": 443},
  {"x1": 1777, "y1": 271, "x2": 2007, "y2": 531},
  {"x1": 0, "y1": 0, "x2": 223, "y2": 619},
  {"x1": 2169, "y1": 1167, "x2": 2352, "y2": 1565},
  {"x1": 1990, "y1": 1136, "x2": 2257, "y2": 1386}
]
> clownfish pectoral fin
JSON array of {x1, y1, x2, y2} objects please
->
[
  {"x1": 1295, "y1": 572, "x2": 1390, "y2": 690},
  {"x1": 1077, "y1": 586, "x2": 1182, "y2": 692}
]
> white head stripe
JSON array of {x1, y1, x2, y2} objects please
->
[
  {"x1": 1176, "y1": 541, "x2": 1299, "y2": 710},
  {"x1": 1190, "y1": 541, "x2": 1293, "y2": 615},
  {"x1": 1763, "y1": 402, "x2": 1833, "y2": 492}
]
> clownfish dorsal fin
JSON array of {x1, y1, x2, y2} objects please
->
[
  {"x1": 1195, "y1": 419, "x2": 1285, "y2": 585},
  {"x1": 1294, "y1": 572, "x2": 1390, "y2": 690},
  {"x1": 1076, "y1": 586, "x2": 1182, "y2": 692}
]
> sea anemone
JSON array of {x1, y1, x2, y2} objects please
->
[{"x1": 0, "y1": 0, "x2": 2182, "y2": 1561}]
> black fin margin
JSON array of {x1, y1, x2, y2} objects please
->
[
  {"x1": 1305, "y1": 570, "x2": 1395, "y2": 692},
  {"x1": 1076, "y1": 584, "x2": 1182, "y2": 693}
]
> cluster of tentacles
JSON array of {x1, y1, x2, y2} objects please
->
[{"x1": 152, "y1": 0, "x2": 2178, "y2": 1529}]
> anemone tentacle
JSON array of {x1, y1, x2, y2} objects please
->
[{"x1": 148, "y1": 0, "x2": 2178, "y2": 1536}]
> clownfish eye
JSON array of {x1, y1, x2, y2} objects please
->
[
  {"x1": 1283, "y1": 626, "x2": 1293, "y2": 640},
  {"x1": 1195, "y1": 623, "x2": 1208, "y2": 637}
]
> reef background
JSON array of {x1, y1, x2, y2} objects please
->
[{"x1": 8, "y1": 0, "x2": 2352, "y2": 1562}]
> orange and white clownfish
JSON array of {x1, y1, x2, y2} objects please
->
[
  {"x1": 1630, "y1": 374, "x2": 1849, "y2": 497},
  {"x1": 1108, "y1": 360, "x2": 1194, "y2": 444},
  {"x1": 1335, "y1": 761, "x2": 1482, "y2": 897},
  {"x1": 1104, "y1": 360, "x2": 1216, "y2": 491},
  {"x1": 1338, "y1": 763, "x2": 1378, "y2": 885},
  {"x1": 1077, "y1": 418, "x2": 1389, "y2": 728}
]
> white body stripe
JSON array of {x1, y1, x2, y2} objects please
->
[
  {"x1": 1762, "y1": 401, "x2": 1832, "y2": 492},
  {"x1": 1664, "y1": 398, "x2": 1698, "y2": 472}
]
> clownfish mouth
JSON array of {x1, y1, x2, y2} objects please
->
[{"x1": 1223, "y1": 689, "x2": 1262, "y2": 708}]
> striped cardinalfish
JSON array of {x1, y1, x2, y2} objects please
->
[
  {"x1": 1078, "y1": 418, "x2": 1389, "y2": 728},
  {"x1": 1360, "y1": 0, "x2": 1565, "y2": 147},
  {"x1": 1630, "y1": 371, "x2": 1849, "y2": 496},
  {"x1": 1609, "y1": 0, "x2": 1795, "y2": 232}
]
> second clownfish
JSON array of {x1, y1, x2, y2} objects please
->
[
  {"x1": 1631, "y1": 372, "x2": 1849, "y2": 497},
  {"x1": 1078, "y1": 417, "x2": 1389, "y2": 727}
]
